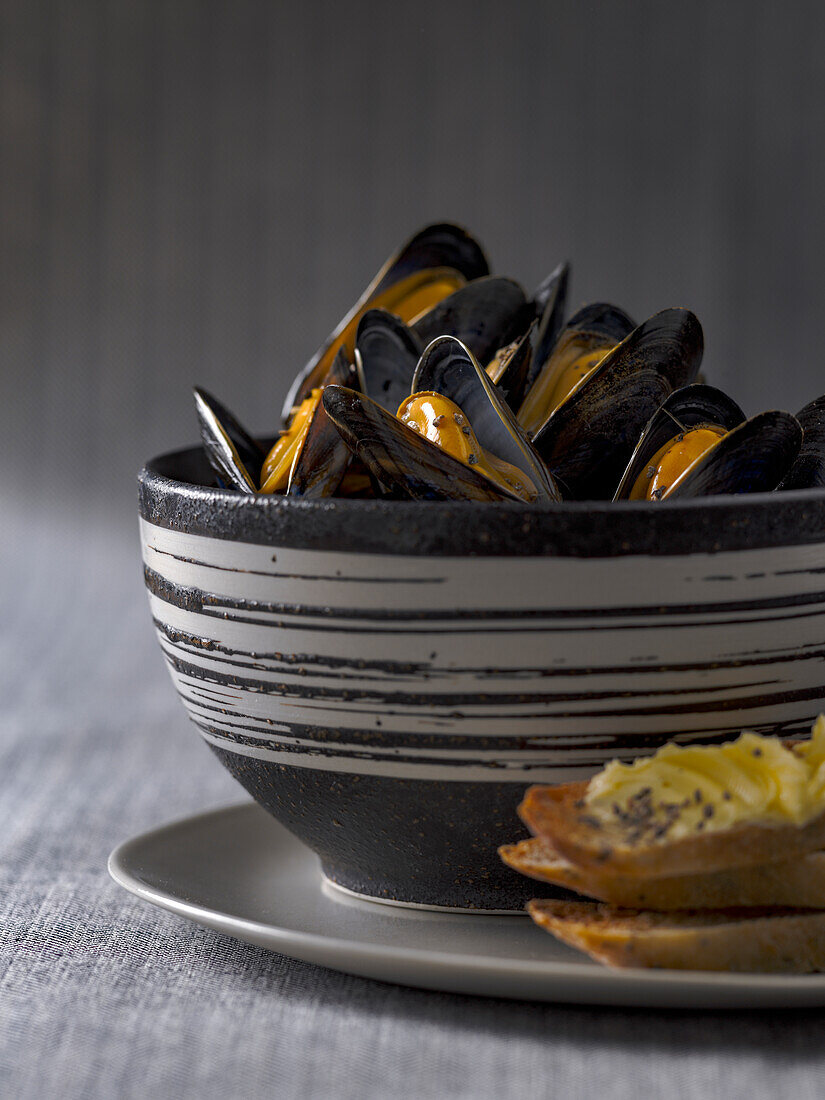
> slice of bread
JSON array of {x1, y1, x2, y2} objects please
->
[
  {"x1": 500, "y1": 836, "x2": 825, "y2": 909},
  {"x1": 519, "y1": 781, "x2": 825, "y2": 879},
  {"x1": 526, "y1": 899, "x2": 825, "y2": 972}
]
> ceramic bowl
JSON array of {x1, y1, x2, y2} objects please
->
[{"x1": 139, "y1": 443, "x2": 825, "y2": 910}]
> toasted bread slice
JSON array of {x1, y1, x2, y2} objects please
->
[
  {"x1": 519, "y1": 781, "x2": 825, "y2": 879},
  {"x1": 527, "y1": 899, "x2": 825, "y2": 972},
  {"x1": 500, "y1": 836, "x2": 825, "y2": 909}
]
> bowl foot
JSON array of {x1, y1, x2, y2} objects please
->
[{"x1": 209, "y1": 744, "x2": 575, "y2": 911}]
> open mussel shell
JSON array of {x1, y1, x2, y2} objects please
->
[
  {"x1": 531, "y1": 300, "x2": 637, "y2": 386},
  {"x1": 368, "y1": 222, "x2": 489, "y2": 296},
  {"x1": 354, "y1": 309, "x2": 423, "y2": 413},
  {"x1": 663, "y1": 410, "x2": 802, "y2": 499},
  {"x1": 613, "y1": 384, "x2": 745, "y2": 500},
  {"x1": 412, "y1": 336, "x2": 561, "y2": 502},
  {"x1": 412, "y1": 276, "x2": 532, "y2": 366},
  {"x1": 486, "y1": 322, "x2": 535, "y2": 410},
  {"x1": 287, "y1": 350, "x2": 355, "y2": 498},
  {"x1": 531, "y1": 308, "x2": 704, "y2": 500},
  {"x1": 516, "y1": 302, "x2": 636, "y2": 437},
  {"x1": 282, "y1": 223, "x2": 489, "y2": 417},
  {"x1": 528, "y1": 261, "x2": 570, "y2": 391},
  {"x1": 778, "y1": 395, "x2": 825, "y2": 490},
  {"x1": 322, "y1": 385, "x2": 525, "y2": 502},
  {"x1": 194, "y1": 387, "x2": 263, "y2": 493}
]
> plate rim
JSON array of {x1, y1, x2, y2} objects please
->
[{"x1": 108, "y1": 801, "x2": 825, "y2": 1004}]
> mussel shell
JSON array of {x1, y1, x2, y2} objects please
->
[
  {"x1": 778, "y1": 395, "x2": 825, "y2": 490},
  {"x1": 411, "y1": 336, "x2": 561, "y2": 502},
  {"x1": 531, "y1": 308, "x2": 704, "y2": 500},
  {"x1": 532, "y1": 260, "x2": 570, "y2": 324},
  {"x1": 283, "y1": 223, "x2": 489, "y2": 417},
  {"x1": 194, "y1": 387, "x2": 265, "y2": 479},
  {"x1": 194, "y1": 387, "x2": 262, "y2": 493},
  {"x1": 369, "y1": 222, "x2": 489, "y2": 296},
  {"x1": 613, "y1": 384, "x2": 745, "y2": 500},
  {"x1": 516, "y1": 301, "x2": 637, "y2": 436},
  {"x1": 561, "y1": 302, "x2": 636, "y2": 343},
  {"x1": 354, "y1": 309, "x2": 423, "y2": 413},
  {"x1": 287, "y1": 350, "x2": 355, "y2": 498},
  {"x1": 664, "y1": 411, "x2": 803, "y2": 499},
  {"x1": 487, "y1": 322, "x2": 535, "y2": 410},
  {"x1": 528, "y1": 261, "x2": 570, "y2": 391},
  {"x1": 412, "y1": 276, "x2": 532, "y2": 366},
  {"x1": 322, "y1": 385, "x2": 525, "y2": 502}
]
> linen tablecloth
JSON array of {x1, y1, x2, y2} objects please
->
[{"x1": 2, "y1": 504, "x2": 824, "y2": 1100}]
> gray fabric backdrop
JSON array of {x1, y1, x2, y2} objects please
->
[{"x1": 5, "y1": 1, "x2": 825, "y2": 1096}]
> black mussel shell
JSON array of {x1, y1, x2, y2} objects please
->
[
  {"x1": 287, "y1": 398, "x2": 350, "y2": 498},
  {"x1": 664, "y1": 411, "x2": 802, "y2": 499},
  {"x1": 370, "y1": 222, "x2": 488, "y2": 295},
  {"x1": 561, "y1": 302, "x2": 636, "y2": 344},
  {"x1": 194, "y1": 387, "x2": 265, "y2": 478},
  {"x1": 194, "y1": 387, "x2": 263, "y2": 493},
  {"x1": 528, "y1": 261, "x2": 570, "y2": 391},
  {"x1": 283, "y1": 223, "x2": 489, "y2": 417},
  {"x1": 354, "y1": 309, "x2": 423, "y2": 413},
  {"x1": 487, "y1": 322, "x2": 535, "y2": 410},
  {"x1": 412, "y1": 276, "x2": 533, "y2": 366},
  {"x1": 322, "y1": 385, "x2": 526, "y2": 502},
  {"x1": 517, "y1": 302, "x2": 637, "y2": 436},
  {"x1": 532, "y1": 261, "x2": 570, "y2": 324},
  {"x1": 614, "y1": 384, "x2": 745, "y2": 500},
  {"x1": 287, "y1": 350, "x2": 355, "y2": 498},
  {"x1": 531, "y1": 308, "x2": 704, "y2": 500},
  {"x1": 778, "y1": 396, "x2": 825, "y2": 490},
  {"x1": 412, "y1": 336, "x2": 561, "y2": 502}
]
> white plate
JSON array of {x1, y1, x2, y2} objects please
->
[{"x1": 109, "y1": 802, "x2": 825, "y2": 1008}]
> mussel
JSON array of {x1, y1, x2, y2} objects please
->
[
  {"x1": 614, "y1": 385, "x2": 745, "y2": 500},
  {"x1": 322, "y1": 385, "x2": 529, "y2": 502},
  {"x1": 613, "y1": 383, "x2": 802, "y2": 501},
  {"x1": 410, "y1": 336, "x2": 560, "y2": 502},
  {"x1": 660, "y1": 410, "x2": 802, "y2": 498},
  {"x1": 530, "y1": 308, "x2": 705, "y2": 500},
  {"x1": 194, "y1": 387, "x2": 265, "y2": 493},
  {"x1": 411, "y1": 276, "x2": 533, "y2": 366},
  {"x1": 778, "y1": 395, "x2": 825, "y2": 490},
  {"x1": 354, "y1": 309, "x2": 423, "y2": 414},
  {"x1": 283, "y1": 223, "x2": 489, "y2": 417},
  {"x1": 280, "y1": 350, "x2": 356, "y2": 498},
  {"x1": 518, "y1": 303, "x2": 635, "y2": 437}
]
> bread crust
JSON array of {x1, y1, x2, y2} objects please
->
[
  {"x1": 526, "y1": 899, "x2": 825, "y2": 972},
  {"x1": 500, "y1": 836, "x2": 825, "y2": 909},
  {"x1": 519, "y1": 781, "x2": 825, "y2": 878}
]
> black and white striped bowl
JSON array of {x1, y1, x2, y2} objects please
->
[{"x1": 140, "y1": 443, "x2": 825, "y2": 910}]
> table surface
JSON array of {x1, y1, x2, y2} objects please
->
[{"x1": 3, "y1": 504, "x2": 825, "y2": 1100}]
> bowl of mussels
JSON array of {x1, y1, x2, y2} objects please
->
[{"x1": 139, "y1": 222, "x2": 825, "y2": 911}]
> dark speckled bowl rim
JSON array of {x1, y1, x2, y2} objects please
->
[{"x1": 139, "y1": 442, "x2": 825, "y2": 558}]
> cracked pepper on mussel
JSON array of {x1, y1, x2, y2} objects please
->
[{"x1": 193, "y1": 221, "x2": 819, "y2": 503}]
